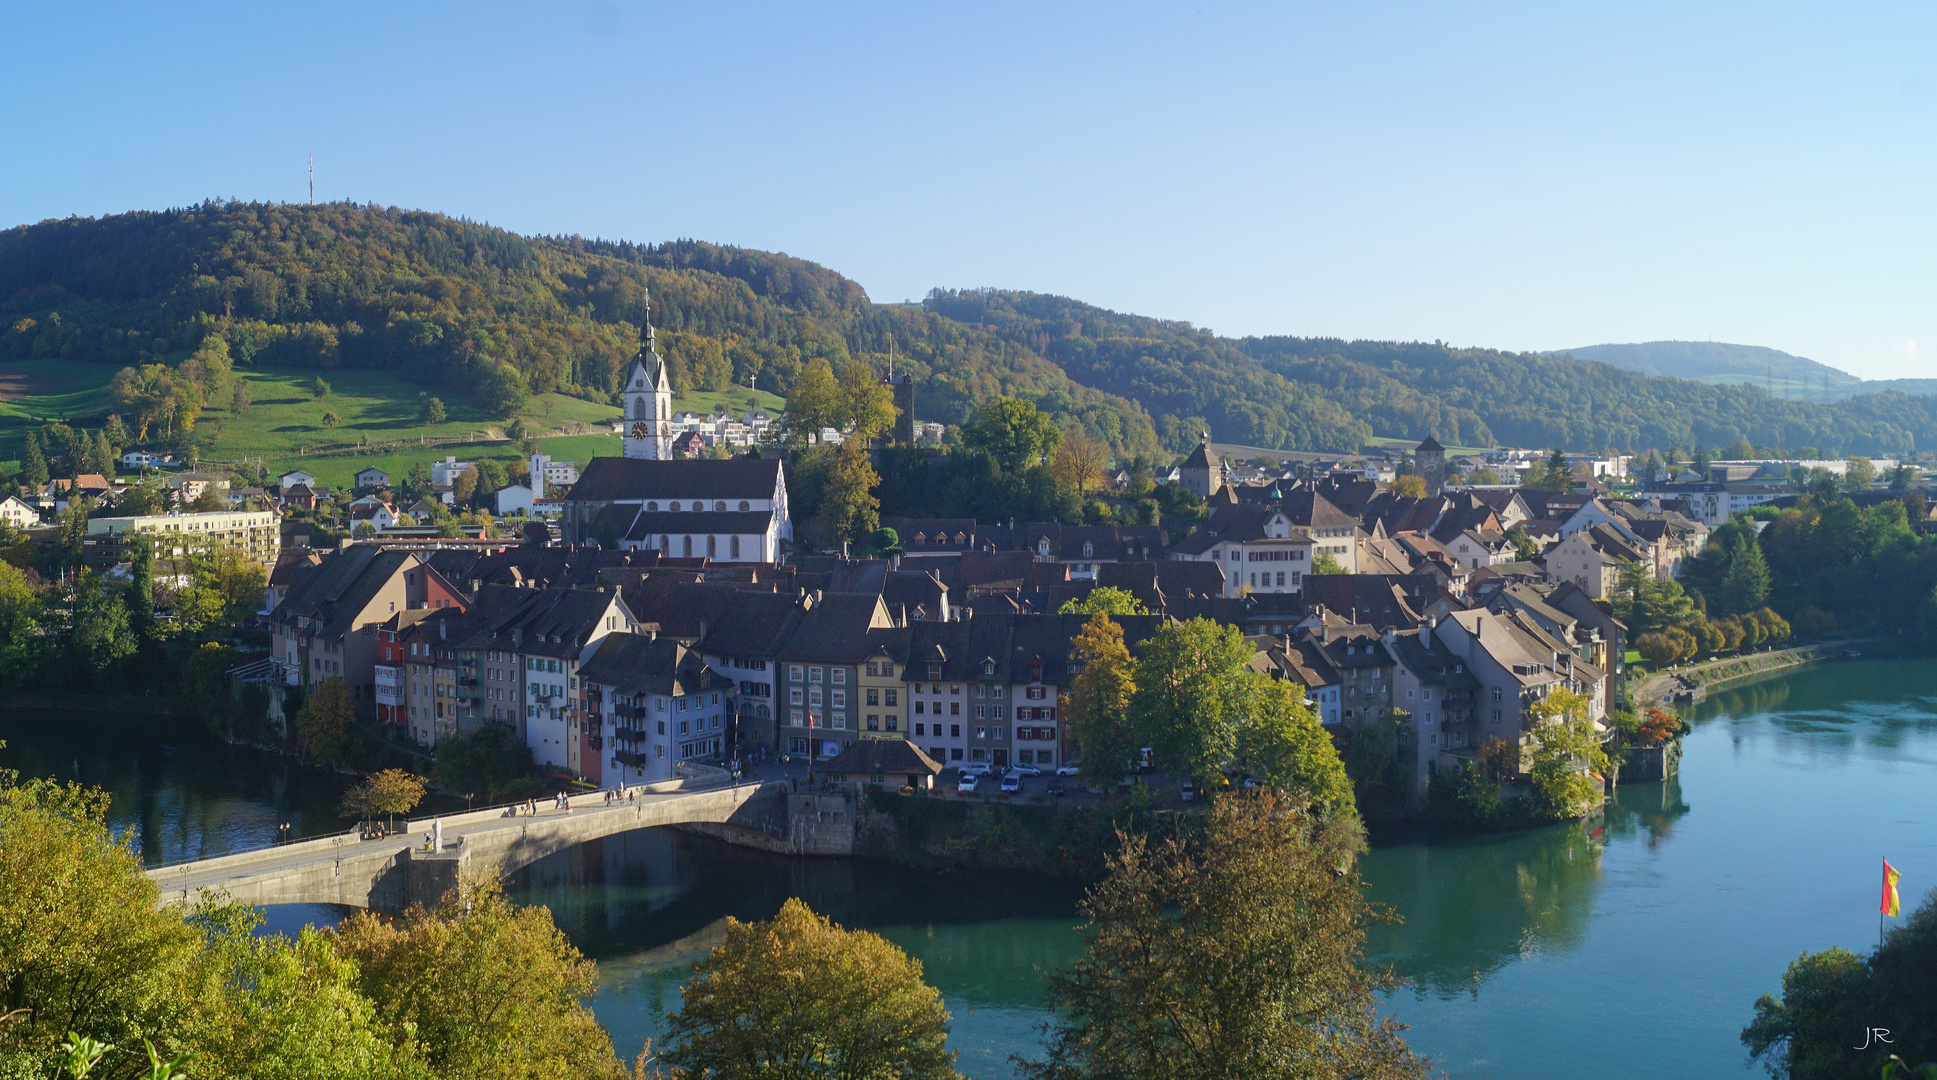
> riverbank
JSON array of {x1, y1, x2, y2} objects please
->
[
  {"x1": 0, "y1": 692, "x2": 183, "y2": 716},
  {"x1": 1630, "y1": 640, "x2": 1871, "y2": 707}
]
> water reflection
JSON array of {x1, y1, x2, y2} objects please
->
[{"x1": 0, "y1": 708, "x2": 455, "y2": 864}]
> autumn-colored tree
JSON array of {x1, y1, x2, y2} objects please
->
[
  {"x1": 822, "y1": 439, "x2": 880, "y2": 550},
  {"x1": 1022, "y1": 791, "x2": 1427, "y2": 1080},
  {"x1": 1049, "y1": 425, "x2": 1111, "y2": 496},
  {"x1": 1058, "y1": 586, "x2": 1148, "y2": 616},
  {"x1": 296, "y1": 676, "x2": 356, "y2": 765},
  {"x1": 1388, "y1": 474, "x2": 1426, "y2": 498},
  {"x1": 1525, "y1": 689, "x2": 1610, "y2": 820},
  {"x1": 664, "y1": 897, "x2": 959, "y2": 1080},
  {"x1": 339, "y1": 769, "x2": 427, "y2": 830},
  {"x1": 329, "y1": 873, "x2": 620, "y2": 1080},
  {"x1": 1064, "y1": 614, "x2": 1140, "y2": 792},
  {"x1": 779, "y1": 357, "x2": 841, "y2": 444},
  {"x1": 837, "y1": 359, "x2": 897, "y2": 441}
]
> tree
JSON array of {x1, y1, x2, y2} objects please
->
[
  {"x1": 1049, "y1": 426, "x2": 1111, "y2": 496},
  {"x1": 296, "y1": 676, "x2": 356, "y2": 764},
  {"x1": 230, "y1": 379, "x2": 252, "y2": 417},
  {"x1": 822, "y1": 439, "x2": 880, "y2": 550},
  {"x1": 1468, "y1": 467, "x2": 1502, "y2": 485},
  {"x1": 127, "y1": 535, "x2": 154, "y2": 641},
  {"x1": 20, "y1": 431, "x2": 47, "y2": 488},
  {"x1": 71, "y1": 576, "x2": 136, "y2": 674},
  {"x1": 188, "y1": 486, "x2": 226, "y2": 512},
  {"x1": 0, "y1": 559, "x2": 46, "y2": 693},
  {"x1": 1845, "y1": 456, "x2": 1877, "y2": 491},
  {"x1": 1230, "y1": 675, "x2": 1355, "y2": 815},
  {"x1": 86, "y1": 429, "x2": 115, "y2": 477},
  {"x1": 1311, "y1": 550, "x2": 1347, "y2": 575},
  {"x1": 312, "y1": 376, "x2": 332, "y2": 399},
  {"x1": 320, "y1": 411, "x2": 342, "y2": 430},
  {"x1": 329, "y1": 873, "x2": 619, "y2": 1080},
  {"x1": 1127, "y1": 617, "x2": 1255, "y2": 784},
  {"x1": 339, "y1": 768, "x2": 427, "y2": 831},
  {"x1": 961, "y1": 396, "x2": 1062, "y2": 477},
  {"x1": 453, "y1": 465, "x2": 479, "y2": 506},
  {"x1": 1524, "y1": 690, "x2": 1609, "y2": 820},
  {"x1": 779, "y1": 357, "x2": 841, "y2": 444},
  {"x1": 419, "y1": 393, "x2": 446, "y2": 424},
  {"x1": 1388, "y1": 474, "x2": 1426, "y2": 498},
  {"x1": 431, "y1": 723, "x2": 537, "y2": 801},
  {"x1": 1505, "y1": 525, "x2": 1539, "y2": 561},
  {"x1": 1064, "y1": 613, "x2": 1140, "y2": 792},
  {"x1": 1023, "y1": 791, "x2": 1426, "y2": 1080},
  {"x1": 1059, "y1": 587, "x2": 1148, "y2": 616},
  {"x1": 837, "y1": 359, "x2": 897, "y2": 440},
  {"x1": 405, "y1": 460, "x2": 432, "y2": 498},
  {"x1": 103, "y1": 413, "x2": 129, "y2": 449},
  {"x1": 1719, "y1": 540, "x2": 1770, "y2": 614},
  {"x1": 1741, "y1": 887, "x2": 1937, "y2": 1080},
  {"x1": 664, "y1": 897, "x2": 960, "y2": 1080},
  {"x1": 1547, "y1": 446, "x2": 1572, "y2": 488}
]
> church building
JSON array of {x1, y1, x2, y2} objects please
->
[{"x1": 560, "y1": 330, "x2": 792, "y2": 560}]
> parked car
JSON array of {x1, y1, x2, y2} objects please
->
[
  {"x1": 958, "y1": 775, "x2": 980, "y2": 793},
  {"x1": 958, "y1": 761, "x2": 994, "y2": 777},
  {"x1": 1047, "y1": 777, "x2": 1066, "y2": 795},
  {"x1": 1008, "y1": 762, "x2": 1041, "y2": 777},
  {"x1": 1000, "y1": 773, "x2": 1021, "y2": 794},
  {"x1": 1054, "y1": 763, "x2": 1081, "y2": 777}
]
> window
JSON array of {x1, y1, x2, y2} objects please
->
[
  {"x1": 951, "y1": 748, "x2": 963, "y2": 760},
  {"x1": 914, "y1": 701, "x2": 924, "y2": 714},
  {"x1": 970, "y1": 749, "x2": 987, "y2": 761},
  {"x1": 730, "y1": 535, "x2": 741, "y2": 558},
  {"x1": 790, "y1": 709, "x2": 804, "y2": 727},
  {"x1": 950, "y1": 702, "x2": 960, "y2": 715},
  {"x1": 885, "y1": 689, "x2": 897, "y2": 706},
  {"x1": 831, "y1": 669, "x2": 845, "y2": 685},
  {"x1": 949, "y1": 724, "x2": 960, "y2": 737},
  {"x1": 867, "y1": 715, "x2": 879, "y2": 731},
  {"x1": 866, "y1": 688, "x2": 880, "y2": 706},
  {"x1": 1492, "y1": 687, "x2": 1503, "y2": 702},
  {"x1": 647, "y1": 501, "x2": 657, "y2": 511},
  {"x1": 809, "y1": 687, "x2": 823, "y2": 706},
  {"x1": 808, "y1": 666, "x2": 822, "y2": 682},
  {"x1": 740, "y1": 501, "x2": 750, "y2": 512},
  {"x1": 991, "y1": 727, "x2": 1005, "y2": 740},
  {"x1": 915, "y1": 723, "x2": 925, "y2": 736},
  {"x1": 975, "y1": 726, "x2": 987, "y2": 739},
  {"x1": 790, "y1": 665, "x2": 803, "y2": 681},
  {"x1": 886, "y1": 716, "x2": 898, "y2": 731},
  {"x1": 715, "y1": 501, "x2": 726, "y2": 512}
]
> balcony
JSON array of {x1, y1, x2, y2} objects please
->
[
  {"x1": 613, "y1": 726, "x2": 649, "y2": 743},
  {"x1": 615, "y1": 749, "x2": 648, "y2": 768},
  {"x1": 458, "y1": 675, "x2": 478, "y2": 688},
  {"x1": 615, "y1": 703, "x2": 649, "y2": 720}
]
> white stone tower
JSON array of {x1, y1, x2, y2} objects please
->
[{"x1": 622, "y1": 313, "x2": 673, "y2": 461}]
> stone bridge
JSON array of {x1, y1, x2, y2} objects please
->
[{"x1": 144, "y1": 782, "x2": 788, "y2": 913}]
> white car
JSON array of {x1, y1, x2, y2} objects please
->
[
  {"x1": 999, "y1": 773, "x2": 1021, "y2": 794},
  {"x1": 1008, "y1": 763, "x2": 1041, "y2": 777},
  {"x1": 958, "y1": 775, "x2": 981, "y2": 793},
  {"x1": 958, "y1": 761, "x2": 994, "y2": 777},
  {"x1": 1055, "y1": 763, "x2": 1081, "y2": 777}
]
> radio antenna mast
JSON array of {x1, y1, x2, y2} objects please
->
[{"x1": 308, "y1": 152, "x2": 314, "y2": 204}]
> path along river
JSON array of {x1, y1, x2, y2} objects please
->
[{"x1": 4, "y1": 658, "x2": 1934, "y2": 1078}]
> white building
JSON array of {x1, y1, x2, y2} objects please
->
[
  {"x1": 85, "y1": 508, "x2": 282, "y2": 564},
  {"x1": 430, "y1": 456, "x2": 475, "y2": 487},
  {"x1": 0, "y1": 495, "x2": 41, "y2": 529}
]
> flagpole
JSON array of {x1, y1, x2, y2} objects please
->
[{"x1": 1880, "y1": 856, "x2": 1886, "y2": 949}]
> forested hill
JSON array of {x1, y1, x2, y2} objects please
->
[
  {"x1": 0, "y1": 202, "x2": 1163, "y2": 457},
  {"x1": 3, "y1": 201, "x2": 1935, "y2": 458},
  {"x1": 932, "y1": 290, "x2": 1937, "y2": 456}
]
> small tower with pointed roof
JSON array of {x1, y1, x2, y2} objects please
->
[
  {"x1": 622, "y1": 302, "x2": 674, "y2": 461},
  {"x1": 1415, "y1": 435, "x2": 1446, "y2": 495},
  {"x1": 1180, "y1": 431, "x2": 1226, "y2": 499}
]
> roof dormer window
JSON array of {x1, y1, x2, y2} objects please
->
[{"x1": 982, "y1": 660, "x2": 996, "y2": 676}]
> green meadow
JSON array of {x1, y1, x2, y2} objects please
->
[{"x1": 0, "y1": 360, "x2": 789, "y2": 489}]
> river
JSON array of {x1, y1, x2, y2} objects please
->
[{"x1": 4, "y1": 658, "x2": 1934, "y2": 1078}]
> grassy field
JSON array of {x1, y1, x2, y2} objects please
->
[{"x1": 0, "y1": 359, "x2": 792, "y2": 489}]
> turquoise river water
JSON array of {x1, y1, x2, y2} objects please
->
[{"x1": 4, "y1": 658, "x2": 1933, "y2": 1078}]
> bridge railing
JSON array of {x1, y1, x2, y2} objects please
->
[{"x1": 142, "y1": 776, "x2": 770, "y2": 877}]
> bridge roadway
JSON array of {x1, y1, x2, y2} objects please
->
[{"x1": 144, "y1": 781, "x2": 786, "y2": 912}]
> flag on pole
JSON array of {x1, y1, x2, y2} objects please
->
[{"x1": 1882, "y1": 859, "x2": 1902, "y2": 918}]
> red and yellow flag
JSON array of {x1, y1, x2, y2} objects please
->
[{"x1": 1882, "y1": 860, "x2": 1902, "y2": 918}]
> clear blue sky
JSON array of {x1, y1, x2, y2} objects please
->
[{"x1": 5, "y1": 2, "x2": 1933, "y2": 379}]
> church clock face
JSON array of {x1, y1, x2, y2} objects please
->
[{"x1": 631, "y1": 422, "x2": 650, "y2": 439}]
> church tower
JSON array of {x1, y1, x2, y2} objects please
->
[{"x1": 622, "y1": 310, "x2": 673, "y2": 461}]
